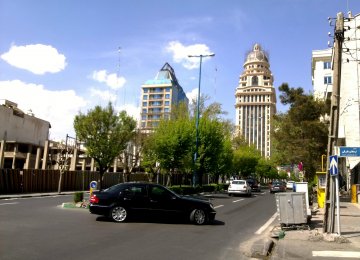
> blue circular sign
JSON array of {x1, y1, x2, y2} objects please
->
[{"x1": 90, "y1": 181, "x2": 97, "y2": 189}]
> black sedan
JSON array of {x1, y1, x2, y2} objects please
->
[{"x1": 89, "y1": 182, "x2": 216, "y2": 225}]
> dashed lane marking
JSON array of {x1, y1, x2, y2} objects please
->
[
  {"x1": 232, "y1": 199, "x2": 244, "y2": 203},
  {"x1": 0, "y1": 202, "x2": 19, "y2": 206},
  {"x1": 214, "y1": 205, "x2": 224, "y2": 209}
]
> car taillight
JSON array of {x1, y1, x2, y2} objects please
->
[{"x1": 90, "y1": 194, "x2": 99, "y2": 204}]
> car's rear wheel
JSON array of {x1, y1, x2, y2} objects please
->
[
  {"x1": 110, "y1": 206, "x2": 128, "y2": 222},
  {"x1": 190, "y1": 209, "x2": 207, "y2": 225}
]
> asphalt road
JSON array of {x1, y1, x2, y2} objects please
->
[{"x1": 0, "y1": 191, "x2": 277, "y2": 260}]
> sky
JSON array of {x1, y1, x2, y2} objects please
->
[{"x1": 1, "y1": 0, "x2": 359, "y2": 140}]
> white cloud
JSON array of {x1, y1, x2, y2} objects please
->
[
  {"x1": 186, "y1": 88, "x2": 198, "y2": 105},
  {"x1": 1, "y1": 44, "x2": 67, "y2": 75},
  {"x1": 165, "y1": 41, "x2": 214, "y2": 70},
  {"x1": 0, "y1": 80, "x2": 86, "y2": 140},
  {"x1": 89, "y1": 87, "x2": 117, "y2": 102},
  {"x1": 92, "y1": 70, "x2": 126, "y2": 90},
  {"x1": 115, "y1": 103, "x2": 140, "y2": 122}
]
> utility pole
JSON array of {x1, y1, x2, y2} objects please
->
[
  {"x1": 323, "y1": 12, "x2": 344, "y2": 233},
  {"x1": 187, "y1": 53, "x2": 215, "y2": 187}
]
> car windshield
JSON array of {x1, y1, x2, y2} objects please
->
[
  {"x1": 273, "y1": 182, "x2": 283, "y2": 185},
  {"x1": 232, "y1": 180, "x2": 245, "y2": 185}
]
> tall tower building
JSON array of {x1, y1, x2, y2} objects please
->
[
  {"x1": 235, "y1": 44, "x2": 277, "y2": 157},
  {"x1": 140, "y1": 63, "x2": 188, "y2": 130}
]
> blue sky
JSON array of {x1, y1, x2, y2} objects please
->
[{"x1": 0, "y1": 0, "x2": 359, "y2": 140}]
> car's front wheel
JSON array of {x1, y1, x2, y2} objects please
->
[
  {"x1": 190, "y1": 209, "x2": 207, "y2": 225},
  {"x1": 110, "y1": 206, "x2": 128, "y2": 222}
]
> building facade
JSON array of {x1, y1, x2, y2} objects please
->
[
  {"x1": 140, "y1": 63, "x2": 188, "y2": 130},
  {"x1": 235, "y1": 44, "x2": 277, "y2": 157},
  {"x1": 311, "y1": 48, "x2": 333, "y2": 101},
  {"x1": 312, "y1": 11, "x2": 360, "y2": 186},
  {"x1": 0, "y1": 100, "x2": 51, "y2": 169}
]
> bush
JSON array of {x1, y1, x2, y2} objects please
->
[
  {"x1": 202, "y1": 184, "x2": 217, "y2": 192},
  {"x1": 73, "y1": 192, "x2": 84, "y2": 203}
]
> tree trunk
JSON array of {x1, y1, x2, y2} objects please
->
[{"x1": 57, "y1": 171, "x2": 64, "y2": 194}]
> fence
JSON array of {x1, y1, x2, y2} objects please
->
[{"x1": 0, "y1": 169, "x2": 199, "y2": 194}]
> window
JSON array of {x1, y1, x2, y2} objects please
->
[
  {"x1": 252, "y1": 76, "x2": 258, "y2": 86},
  {"x1": 165, "y1": 94, "x2": 170, "y2": 99},
  {"x1": 142, "y1": 102, "x2": 147, "y2": 107},
  {"x1": 165, "y1": 101, "x2": 170, "y2": 106},
  {"x1": 166, "y1": 87, "x2": 171, "y2": 92},
  {"x1": 324, "y1": 76, "x2": 332, "y2": 84},
  {"x1": 324, "y1": 62, "x2": 331, "y2": 69},
  {"x1": 142, "y1": 108, "x2": 147, "y2": 113},
  {"x1": 164, "y1": 107, "x2": 169, "y2": 112},
  {"x1": 143, "y1": 95, "x2": 148, "y2": 100},
  {"x1": 143, "y1": 88, "x2": 148, "y2": 93}
]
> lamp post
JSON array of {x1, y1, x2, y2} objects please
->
[{"x1": 188, "y1": 53, "x2": 215, "y2": 186}]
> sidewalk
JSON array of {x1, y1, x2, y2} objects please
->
[
  {"x1": 0, "y1": 191, "x2": 81, "y2": 200},
  {"x1": 269, "y1": 200, "x2": 360, "y2": 259}
]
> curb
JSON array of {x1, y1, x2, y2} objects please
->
[{"x1": 250, "y1": 238, "x2": 275, "y2": 258}]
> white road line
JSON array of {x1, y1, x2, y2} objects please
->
[
  {"x1": 214, "y1": 205, "x2": 224, "y2": 209},
  {"x1": 312, "y1": 251, "x2": 360, "y2": 258},
  {"x1": 255, "y1": 212, "x2": 278, "y2": 234},
  {"x1": 232, "y1": 199, "x2": 244, "y2": 203},
  {"x1": 0, "y1": 202, "x2": 19, "y2": 206}
]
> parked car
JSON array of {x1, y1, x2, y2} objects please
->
[
  {"x1": 286, "y1": 181, "x2": 295, "y2": 190},
  {"x1": 269, "y1": 181, "x2": 287, "y2": 193},
  {"x1": 228, "y1": 180, "x2": 252, "y2": 197},
  {"x1": 246, "y1": 178, "x2": 261, "y2": 192},
  {"x1": 89, "y1": 182, "x2": 216, "y2": 225}
]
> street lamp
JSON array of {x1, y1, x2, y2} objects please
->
[{"x1": 188, "y1": 53, "x2": 215, "y2": 186}]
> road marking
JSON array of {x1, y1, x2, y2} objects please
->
[
  {"x1": 232, "y1": 199, "x2": 244, "y2": 203},
  {"x1": 312, "y1": 251, "x2": 360, "y2": 258},
  {"x1": 0, "y1": 202, "x2": 19, "y2": 206},
  {"x1": 255, "y1": 212, "x2": 278, "y2": 234},
  {"x1": 214, "y1": 205, "x2": 224, "y2": 209}
]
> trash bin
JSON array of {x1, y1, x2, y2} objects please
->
[{"x1": 276, "y1": 192, "x2": 308, "y2": 226}]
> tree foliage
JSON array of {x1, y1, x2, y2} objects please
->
[
  {"x1": 73, "y1": 103, "x2": 136, "y2": 189},
  {"x1": 272, "y1": 83, "x2": 328, "y2": 181}
]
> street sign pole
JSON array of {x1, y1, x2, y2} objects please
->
[{"x1": 335, "y1": 174, "x2": 341, "y2": 235}]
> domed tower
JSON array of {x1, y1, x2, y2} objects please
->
[{"x1": 235, "y1": 44, "x2": 277, "y2": 157}]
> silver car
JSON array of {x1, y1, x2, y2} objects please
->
[{"x1": 228, "y1": 180, "x2": 252, "y2": 197}]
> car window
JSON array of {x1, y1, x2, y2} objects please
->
[
  {"x1": 123, "y1": 185, "x2": 146, "y2": 198},
  {"x1": 232, "y1": 180, "x2": 245, "y2": 185},
  {"x1": 150, "y1": 186, "x2": 173, "y2": 200}
]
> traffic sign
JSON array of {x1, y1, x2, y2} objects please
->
[
  {"x1": 339, "y1": 147, "x2": 360, "y2": 157},
  {"x1": 329, "y1": 155, "x2": 338, "y2": 176}
]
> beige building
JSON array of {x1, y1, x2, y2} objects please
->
[
  {"x1": 235, "y1": 44, "x2": 277, "y2": 157},
  {"x1": 0, "y1": 100, "x2": 51, "y2": 169},
  {"x1": 140, "y1": 63, "x2": 188, "y2": 130}
]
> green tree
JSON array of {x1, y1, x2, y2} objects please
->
[
  {"x1": 73, "y1": 103, "x2": 136, "y2": 190},
  {"x1": 272, "y1": 83, "x2": 328, "y2": 181},
  {"x1": 232, "y1": 144, "x2": 261, "y2": 178}
]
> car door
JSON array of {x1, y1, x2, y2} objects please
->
[
  {"x1": 147, "y1": 185, "x2": 180, "y2": 218},
  {"x1": 121, "y1": 184, "x2": 149, "y2": 214}
]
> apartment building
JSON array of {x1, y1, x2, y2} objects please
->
[
  {"x1": 235, "y1": 43, "x2": 277, "y2": 158},
  {"x1": 311, "y1": 48, "x2": 333, "y2": 101},
  {"x1": 312, "y1": 11, "x2": 360, "y2": 185},
  {"x1": 140, "y1": 63, "x2": 188, "y2": 130}
]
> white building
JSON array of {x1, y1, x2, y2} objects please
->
[
  {"x1": 311, "y1": 48, "x2": 333, "y2": 101},
  {"x1": 235, "y1": 44, "x2": 277, "y2": 157},
  {"x1": 312, "y1": 11, "x2": 360, "y2": 185}
]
